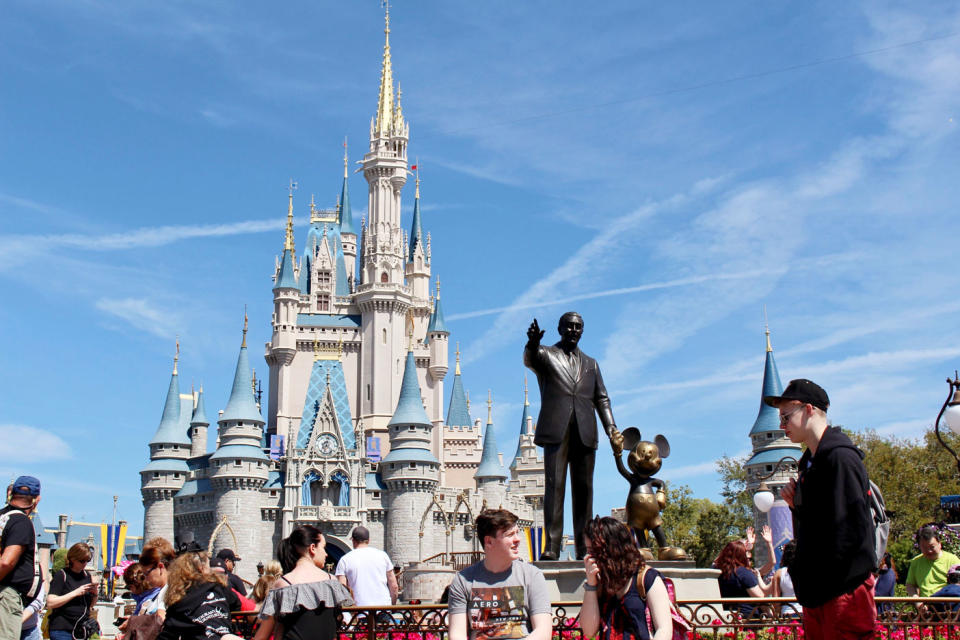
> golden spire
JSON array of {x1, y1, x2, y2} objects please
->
[
  {"x1": 313, "y1": 334, "x2": 320, "y2": 361},
  {"x1": 343, "y1": 137, "x2": 349, "y2": 178},
  {"x1": 435, "y1": 276, "x2": 440, "y2": 299},
  {"x1": 486, "y1": 390, "x2": 493, "y2": 425},
  {"x1": 415, "y1": 165, "x2": 420, "y2": 199},
  {"x1": 374, "y1": 3, "x2": 394, "y2": 137},
  {"x1": 466, "y1": 390, "x2": 471, "y2": 412},
  {"x1": 173, "y1": 336, "x2": 180, "y2": 375},
  {"x1": 251, "y1": 369, "x2": 257, "y2": 396},
  {"x1": 309, "y1": 194, "x2": 317, "y2": 221},
  {"x1": 406, "y1": 308, "x2": 414, "y2": 351},
  {"x1": 395, "y1": 82, "x2": 403, "y2": 127},
  {"x1": 241, "y1": 306, "x2": 248, "y2": 348},
  {"x1": 455, "y1": 342, "x2": 461, "y2": 376},
  {"x1": 285, "y1": 180, "x2": 297, "y2": 253},
  {"x1": 523, "y1": 375, "x2": 529, "y2": 406}
]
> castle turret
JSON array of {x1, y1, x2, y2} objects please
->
[
  {"x1": 382, "y1": 348, "x2": 440, "y2": 567},
  {"x1": 271, "y1": 187, "x2": 300, "y2": 367},
  {"x1": 210, "y1": 316, "x2": 269, "y2": 583},
  {"x1": 405, "y1": 175, "x2": 430, "y2": 302},
  {"x1": 190, "y1": 386, "x2": 210, "y2": 458},
  {"x1": 509, "y1": 377, "x2": 544, "y2": 515},
  {"x1": 339, "y1": 142, "x2": 357, "y2": 284},
  {"x1": 441, "y1": 346, "x2": 482, "y2": 488},
  {"x1": 744, "y1": 326, "x2": 801, "y2": 566},
  {"x1": 475, "y1": 391, "x2": 508, "y2": 509},
  {"x1": 426, "y1": 278, "x2": 449, "y2": 433},
  {"x1": 142, "y1": 343, "x2": 190, "y2": 542}
]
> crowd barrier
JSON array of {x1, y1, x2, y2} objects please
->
[{"x1": 229, "y1": 597, "x2": 960, "y2": 640}]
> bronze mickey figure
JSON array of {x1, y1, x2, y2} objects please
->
[
  {"x1": 523, "y1": 311, "x2": 621, "y2": 560},
  {"x1": 612, "y1": 427, "x2": 687, "y2": 560}
]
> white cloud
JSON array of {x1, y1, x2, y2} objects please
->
[
  {"x1": 96, "y1": 298, "x2": 182, "y2": 339},
  {"x1": 0, "y1": 425, "x2": 72, "y2": 462}
]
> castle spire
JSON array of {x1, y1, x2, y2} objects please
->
[
  {"x1": 149, "y1": 344, "x2": 190, "y2": 446},
  {"x1": 340, "y1": 139, "x2": 356, "y2": 235},
  {"x1": 285, "y1": 180, "x2": 297, "y2": 253},
  {"x1": 374, "y1": 4, "x2": 394, "y2": 137},
  {"x1": 475, "y1": 390, "x2": 507, "y2": 480},
  {"x1": 455, "y1": 342, "x2": 461, "y2": 376},
  {"x1": 445, "y1": 342, "x2": 471, "y2": 427},
  {"x1": 426, "y1": 276, "x2": 448, "y2": 335},
  {"x1": 749, "y1": 324, "x2": 784, "y2": 435},
  {"x1": 173, "y1": 336, "x2": 179, "y2": 375},
  {"x1": 221, "y1": 313, "x2": 263, "y2": 423},
  {"x1": 275, "y1": 186, "x2": 299, "y2": 291},
  {"x1": 408, "y1": 168, "x2": 423, "y2": 261},
  {"x1": 511, "y1": 376, "x2": 533, "y2": 469}
]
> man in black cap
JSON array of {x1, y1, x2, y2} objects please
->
[
  {"x1": 0, "y1": 476, "x2": 42, "y2": 640},
  {"x1": 215, "y1": 549, "x2": 247, "y2": 595},
  {"x1": 764, "y1": 379, "x2": 876, "y2": 639}
]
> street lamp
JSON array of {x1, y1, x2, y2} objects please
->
[
  {"x1": 752, "y1": 456, "x2": 799, "y2": 513},
  {"x1": 935, "y1": 372, "x2": 960, "y2": 475}
]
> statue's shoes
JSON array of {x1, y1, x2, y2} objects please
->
[
  {"x1": 539, "y1": 551, "x2": 559, "y2": 561},
  {"x1": 638, "y1": 547, "x2": 656, "y2": 561},
  {"x1": 657, "y1": 547, "x2": 688, "y2": 561}
]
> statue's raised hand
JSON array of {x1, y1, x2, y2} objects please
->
[{"x1": 527, "y1": 318, "x2": 545, "y2": 344}]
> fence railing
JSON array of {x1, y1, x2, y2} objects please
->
[
  {"x1": 230, "y1": 597, "x2": 960, "y2": 640},
  {"x1": 419, "y1": 551, "x2": 484, "y2": 571}
]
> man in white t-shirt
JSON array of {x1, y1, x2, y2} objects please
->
[{"x1": 335, "y1": 526, "x2": 398, "y2": 607}]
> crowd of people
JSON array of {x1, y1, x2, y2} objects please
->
[{"x1": 7, "y1": 376, "x2": 960, "y2": 640}]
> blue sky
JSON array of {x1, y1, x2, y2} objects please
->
[{"x1": 2, "y1": 1, "x2": 959, "y2": 537}]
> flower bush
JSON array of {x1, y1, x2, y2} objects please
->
[{"x1": 913, "y1": 523, "x2": 960, "y2": 555}]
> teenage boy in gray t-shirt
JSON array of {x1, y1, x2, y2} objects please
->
[{"x1": 448, "y1": 509, "x2": 552, "y2": 640}]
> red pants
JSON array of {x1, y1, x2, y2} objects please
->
[{"x1": 803, "y1": 575, "x2": 877, "y2": 640}]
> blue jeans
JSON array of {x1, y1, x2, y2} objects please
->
[
  {"x1": 19, "y1": 626, "x2": 40, "y2": 640},
  {"x1": 50, "y1": 629, "x2": 75, "y2": 640}
]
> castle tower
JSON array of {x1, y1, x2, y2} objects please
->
[
  {"x1": 426, "y1": 277, "x2": 449, "y2": 457},
  {"x1": 141, "y1": 343, "x2": 190, "y2": 542},
  {"x1": 441, "y1": 346, "x2": 482, "y2": 488},
  {"x1": 475, "y1": 391, "x2": 508, "y2": 509},
  {"x1": 509, "y1": 377, "x2": 544, "y2": 513},
  {"x1": 744, "y1": 326, "x2": 801, "y2": 566},
  {"x1": 210, "y1": 316, "x2": 270, "y2": 583},
  {"x1": 190, "y1": 386, "x2": 210, "y2": 458},
  {"x1": 339, "y1": 143, "x2": 358, "y2": 286},
  {"x1": 405, "y1": 175, "x2": 430, "y2": 302},
  {"x1": 269, "y1": 188, "x2": 300, "y2": 444},
  {"x1": 354, "y1": 6, "x2": 416, "y2": 444},
  {"x1": 381, "y1": 348, "x2": 440, "y2": 566}
]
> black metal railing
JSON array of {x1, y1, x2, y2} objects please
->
[{"x1": 229, "y1": 597, "x2": 960, "y2": 640}]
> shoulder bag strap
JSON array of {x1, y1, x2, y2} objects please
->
[{"x1": 636, "y1": 566, "x2": 650, "y2": 600}]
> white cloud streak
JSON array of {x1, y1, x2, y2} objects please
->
[
  {"x1": 0, "y1": 425, "x2": 72, "y2": 462},
  {"x1": 96, "y1": 298, "x2": 182, "y2": 339}
]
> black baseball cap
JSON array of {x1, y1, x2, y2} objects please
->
[
  {"x1": 216, "y1": 549, "x2": 241, "y2": 562},
  {"x1": 764, "y1": 378, "x2": 830, "y2": 412}
]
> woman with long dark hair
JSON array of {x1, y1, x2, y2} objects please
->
[
  {"x1": 580, "y1": 516, "x2": 673, "y2": 640},
  {"x1": 155, "y1": 551, "x2": 242, "y2": 640},
  {"x1": 253, "y1": 525, "x2": 353, "y2": 640},
  {"x1": 46, "y1": 543, "x2": 97, "y2": 640},
  {"x1": 715, "y1": 540, "x2": 765, "y2": 618}
]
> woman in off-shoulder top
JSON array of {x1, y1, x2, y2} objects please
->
[{"x1": 254, "y1": 525, "x2": 354, "y2": 640}]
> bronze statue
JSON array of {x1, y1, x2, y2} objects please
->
[
  {"x1": 523, "y1": 312, "x2": 621, "y2": 560},
  {"x1": 612, "y1": 428, "x2": 687, "y2": 560}
]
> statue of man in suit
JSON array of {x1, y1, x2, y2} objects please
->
[{"x1": 524, "y1": 311, "x2": 622, "y2": 560}]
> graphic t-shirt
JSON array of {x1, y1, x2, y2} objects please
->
[
  {"x1": 0, "y1": 505, "x2": 36, "y2": 598},
  {"x1": 448, "y1": 560, "x2": 551, "y2": 640},
  {"x1": 906, "y1": 552, "x2": 960, "y2": 597},
  {"x1": 335, "y1": 546, "x2": 394, "y2": 607}
]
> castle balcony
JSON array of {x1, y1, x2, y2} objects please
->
[
  {"x1": 293, "y1": 504, "x2": 356, "y2": 523},
  {"x1": 355, "y1": 282, "x2": 412, "y2": 296}
]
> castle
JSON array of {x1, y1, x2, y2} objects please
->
[{"x1": 140, "y1": 8, "x2": 544, "y2": 584}]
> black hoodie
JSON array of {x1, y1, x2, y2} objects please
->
[
  {"x1": 789, "y1": 426, "x2": 876, "y2": 608},
  {"x1": 156, "y1": 582, "x2": 233, "y2": 640}
]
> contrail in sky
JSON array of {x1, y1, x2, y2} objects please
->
[{"x1": 446, "y1": 267, "x2": 788, "y2": 321}]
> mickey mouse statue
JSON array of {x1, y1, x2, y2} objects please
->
[{"x1": 611, "y1": 427, "x2": 688, "y2": 560}]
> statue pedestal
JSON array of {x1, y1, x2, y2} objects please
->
[{"x1": 533, "y1": 560, "x2": 721, "y2": 602}]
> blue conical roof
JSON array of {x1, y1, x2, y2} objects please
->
[
  {"x1": 446, "y1": 370, "x2": 471, "y2": 427},
  {"x1": 408, "y1": 194, "x2": 423, "y2": 262},
  {"x1": 150, "y1": 371, "x2": 190, "y2": 445},
  {"x1": 427, "y1": 295, "x2": 448, "y2": 335},
  {"x1": 274, "y1": 248, "x2": 298, "y2": 290},
  {"x1": 334, "y1": 236, "x2": 350, "y2": 296},
  {"x1": 750, "y1": 340, "x2": 784, "y2": 435},
  {"x1": 388, "y1": 351, "x2": 432, "y2": 427},
  {"x1": 339, "y1": 175, "x2": 356, "y2": 236},
  {"x1": 191, "y1": 389, "x2": 209, "y2": 426},
  {"x1": 510, "y1": 401, "x2": 532, "y2": 470},
  {"x1": 476, "y1": 420, "x2": 507, "y2": 480},
  {"x1": 220, "y1": 336, "x2": 264, "y2": 424}
]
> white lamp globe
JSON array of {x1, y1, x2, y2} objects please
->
[
  {"x1": 754, "y1": 490, "x2": 775, "y2": 513},
  {"x1": 943, "y1": 403, "x2": 960, "y2": 435}
]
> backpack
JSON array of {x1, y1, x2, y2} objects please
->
[
  {"x1": 868, "y1": 479, "x2": 891, "y2": 569},
  {"x1": 637, "y1": 567, "x2": 691, "y2": 640},
  {"x1": 0, "y1": 507, "x2": 41, "y2": 601}
]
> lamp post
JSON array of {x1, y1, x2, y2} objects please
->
[
  {"x1": 752, "y1": 456, "x2": 799, "y2": 513},
  {"x1": 934, "y1": 372, "x2": 960, "y2": 476}
]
